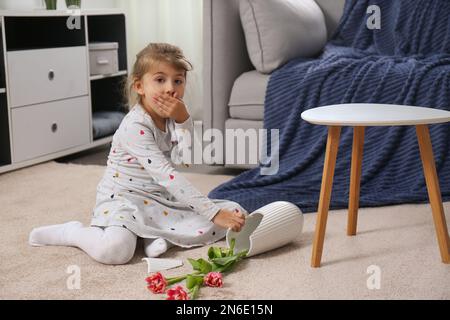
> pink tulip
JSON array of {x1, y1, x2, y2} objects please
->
[
  {"x1": 204, "y1": 272, "x2": 223, "y2": 287},
  {"x1": 145, "y1": 272, "x2": 167, "y2": 294},
  {"x1": 166, "y1": 285, "x2": 189, "y2": 300}
]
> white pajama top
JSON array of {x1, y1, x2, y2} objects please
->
[{"x1": 90, "y1": 104, "x2": 246, "y2": 247}]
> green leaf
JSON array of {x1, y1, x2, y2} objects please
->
[
  {"x1": 197, "y1": 258, "x2": 213, "y2": 274},
  {"x1": 210, "y1": 256, "x2": 234, "y2": 266},
  {"x1": 207, "y1": 247, "x2": 215, "y2": 260},
  {"x1": 208, "y1": 246, "x2": 223, "y2": 260},
  {"x1": 220, "y1": 260, "x2": 237, "y2": 273},
  {"x1": 210, "y1": 258, "x2": 238, "y2": 274},
  {"x1": 212, "y1": 260, "x2": 237, "y2": 273},
  {"x1": 186, "y1": 274, "x2": 204, "y2": 290},
  {"x1": 236, "y1": 250, "x2": 249, "y2": 259},
  {"x1": 188, "y1": 258, "x2": 212, "y2": 274},
  {"x1": 214, "y1": 247, "x2": 224, "y2": 258},
  {"x1": 210, "y1": 249, "x2": 248, "y2": 273},
  {"x1": 210, "y1": 254, "x2": 240, "y2": 266},
  {"x1": 189, "y1": 284, "x2": 201, "y2": 300},
  {"x1": 188, "y1": 258, "x2": 201, "y2": 271},
  {"x1": 221, "y1": 247, "x2": 231, "y2": 257}
]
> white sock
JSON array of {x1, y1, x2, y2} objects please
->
[
  {"x1": 144, "y1": 238, "x2": 173, "y2": 258},
  {"x1": 29, "y1": 221, "x2": 83, "y2": 247}
]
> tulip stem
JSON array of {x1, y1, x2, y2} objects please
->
[
  {"x1": 166, "y1": 275, "x2": 188, "y2": 285},
  {"x1": 166, "y1": 271, "x2": 203, "y2": 286}
]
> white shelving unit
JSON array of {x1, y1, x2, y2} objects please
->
[{"x1": 0, "y1": 10, "x2": 128, "y2": 174}]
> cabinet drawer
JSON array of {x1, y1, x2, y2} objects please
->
[
  {"x1": 7, "y1": 46, "x2": 89, "y2": 108},
  {"x1": 11, "y1": 96, "x2": 90, "y2": 163},
  {"x1": 4, "y1": 16, "x2": 86, "y2": 51}
]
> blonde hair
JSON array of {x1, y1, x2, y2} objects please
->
[{"x1": 124, "y1": 43, "x2": 193, "y2": 109}]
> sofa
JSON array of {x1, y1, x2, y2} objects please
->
[
  {"x1": 208, "y1": 0, "x2": 450, "y2": 215},
  {"x1": 202, "y1": 0, "x2": 346, "y2": 169}
]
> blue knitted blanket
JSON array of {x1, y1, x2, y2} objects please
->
[{"x1": 208, "y1": 0, "x2": 450, "y2": 213}]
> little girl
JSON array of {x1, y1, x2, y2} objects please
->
[{"x1": 29, "y1": 43, "x2": 247, "y2": 265}]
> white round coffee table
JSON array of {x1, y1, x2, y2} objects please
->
[{"x1": 301, "y1": 103, "x2": 450, "y2": 267}]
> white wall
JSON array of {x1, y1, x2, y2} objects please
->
[
  {"x1": 116, "y1": 0, "x2": 203, "y2": 120},
  {"x1": 0, "y1": 0, "x2": 204, "y2": 120},
  {"x1": 75, "y1": 0, "x2": 116, "y2": 9},
  {"x1": 0, "y1": 0, "x2": 40, "y2": 10},
  {"x1": 0, "y1": 0, "x2": 117, "y2": 10}
]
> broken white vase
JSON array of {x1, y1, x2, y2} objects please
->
[
  {"x1": 226, "y1": 201, "x2": 303, "y2": 257},
  {"x1": 142, "y1": 258, "x2": 183, "y2": 273}
]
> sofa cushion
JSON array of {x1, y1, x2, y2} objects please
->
[
  {"x1": 240, "y1": 0, "x2": 327, "y2": 74},
  {"x1": 229, "y1": 70, "x2": 269, "y2": 121}
]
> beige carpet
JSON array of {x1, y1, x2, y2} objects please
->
[{"x1": 0, "y1": 161, "x2": 449, "y2": 300}]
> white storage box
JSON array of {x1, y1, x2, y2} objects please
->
[{"x1": 89, "y1": 42, "x2": 119, "y2": 76}]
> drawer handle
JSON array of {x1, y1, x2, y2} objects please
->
[
  {"x1": 48, "y1": 70, "x2": 55, "y2": 81},
  {"x1": 97, "y1": 59, "x2": 110, "y2": 65},
  {"x1": 51, "y1": 123, "x2": 58, "y2": 133}
]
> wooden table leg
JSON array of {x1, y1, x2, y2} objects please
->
[
  {"x1": 348, "y1": 126, "x2": 365, "y2": 236},
  {"x1": 416, "y1": 125, "x2": 450, "y2": 263},
  {"x1": 311, "y1": 126, "x2": 341, "y2": 267}
]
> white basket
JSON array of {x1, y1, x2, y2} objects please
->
[
  {"x1": 226, "y1": 201, "x2": 303, "y2": 257},
  {"x1": 89, "y1": 42, "x2": 119, "y2": 76}
]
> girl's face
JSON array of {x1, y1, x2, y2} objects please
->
[{"x1": 134, "y1": 61, "x2": 186, "y2": 117}]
